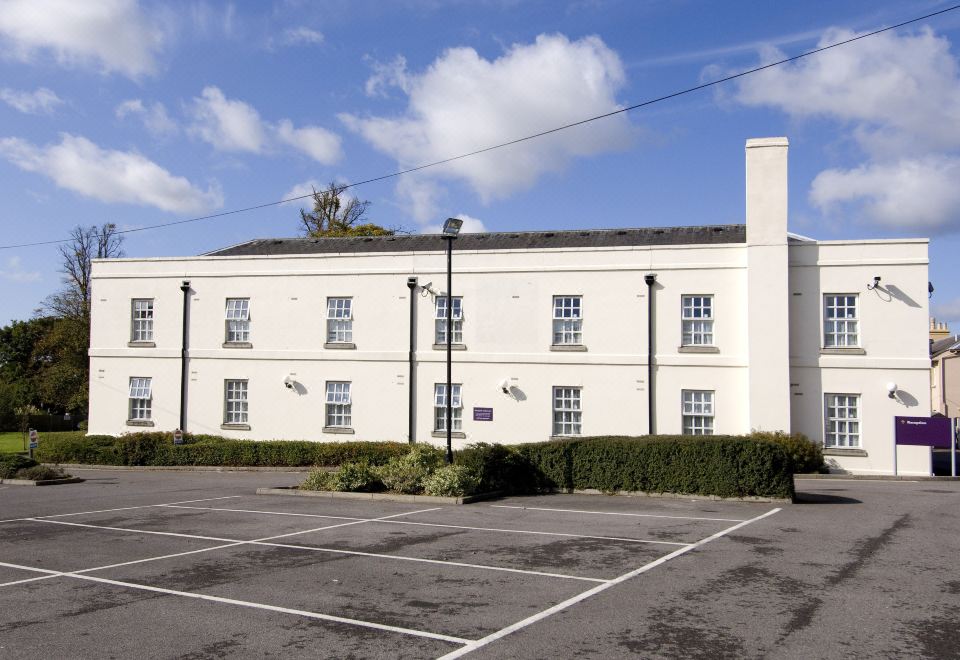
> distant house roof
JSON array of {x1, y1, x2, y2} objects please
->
[
  {"x1": 931, "y1": 334, "x2": 960, "y2": 358},
  {"x1": 204, "y1": 224, "x2": 747, "y2": 257}
]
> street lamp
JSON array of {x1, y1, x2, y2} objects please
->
[{"x1": 442, "y1": 217, "x2": 463, "y2": 463}]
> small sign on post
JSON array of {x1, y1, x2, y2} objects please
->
[
  {"x1": 28, "y1": 428, "x2": 38, "y2": 460},
  {"x1": 173, "y1": 429, "x2": 184, "y2": 445}
]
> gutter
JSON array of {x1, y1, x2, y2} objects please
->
[
  {"x1": 645, "y1": 273, "x2": 657, "y2": 434},
  {"x1": 406, "y1": 277, "x2": 418, "y2": 444},
  {"x1": 179, "y1": 280, "x2": 191, "y2": 432}
]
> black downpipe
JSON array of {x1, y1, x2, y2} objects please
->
[
  {"x1": 644, "y1": 274, "x2": 656, "y2": 435},
  {"x1": 406, "y1": 276, "x2": 418, "y2": 444},
  {"x1": 178, "y1": 280, "x2": 191, "y2": 432}
]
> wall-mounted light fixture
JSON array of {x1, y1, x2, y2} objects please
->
[{"x1": 867, "y1": 276, "x2": 882, "y2": 290}]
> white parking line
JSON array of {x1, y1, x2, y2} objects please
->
[
  {"x1": 159, "y1": 504, "x2": 687, "y2": 546},
  {"x1": 24, "y1": 512, "x2": 607, "y2": 584},
  {"x1": 0, "y1": 496, "x2": 243, "y2": 524},
  {"x1": 438, "y1": 507, "x2": 783, "y2": 659},
  {"x1": 490, "y1": 505, "x2": 746, "y2": 522},
  {"x1": 0, "y1": 559, "x2": 470, "y2": 646}
]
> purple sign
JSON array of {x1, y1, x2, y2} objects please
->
[
  {"x1": 473, "y1": 407, "x2": 493, "y2": 422},
  {"x1": 894, "y1": 416, "x2": 954, "y2": 448}
]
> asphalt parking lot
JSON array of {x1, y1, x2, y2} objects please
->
[{"x1": 1, "y1": 470, "x2": 958, "y2": 659}]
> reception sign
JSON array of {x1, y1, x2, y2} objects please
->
[{"x1": 894, "y1": 416, "x2": 953, "y2": 448}]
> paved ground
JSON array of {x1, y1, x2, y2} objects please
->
[{"x1": 0, "y1": 469, "x2": 958, "y2": 659}]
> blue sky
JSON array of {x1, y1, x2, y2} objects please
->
[{"x1": 2, "y1": 0, "x2": 960, "y2": 330}]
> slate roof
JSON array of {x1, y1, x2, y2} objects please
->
[
  {"x1": 931, "y1": 334, "x2": 960, "y2": 358},
  {"x1": 205, "y1": 224, "x2": 747, "y2": 257}
]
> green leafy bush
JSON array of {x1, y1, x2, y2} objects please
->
[
  {"x1": 331, "y1": 461, "x2": 383, "y2": 492},
  {"x1": 17, "y1": 465, "x2": 67, "y2": 481},
  {"x1": 35, "y1": 431, "x2": 408, "y2": 468},
  {"x1": 515, "y1": 435, "x2": 794, "y2": 499},
  {"x1": 0, "y1": 454, "x2": 36, "y2": 478},
  {"x1": 299, "y1": 469, "x2": 334, "y2": 491},
  {"x1": 750, "y1": 431, "x2": 825, "y2": 474},
  {"x1": 422, "y1": 465, "x2": 480, "y2": 497},
  {"x1": 377, "y1": 444, "x2": 444, "y2": 494},
  {"x1": 454, "y1": 443, "x2": 537, "y2": 494}
]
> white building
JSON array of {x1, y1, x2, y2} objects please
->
[{"x1": 89, "y1": 138, "x2": 934, "y2": 475}]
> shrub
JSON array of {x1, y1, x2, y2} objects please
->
[
  {"x1": 454, "y1": 443, "x2": 538, "y2": 494},
  {"x1": 515, "y1": 435, "x2": 794, "y2": 499},
  {"x1": 16, "y1": 465, "x2": 67, "y2": 481},
  {"x1": 422, "y1": 465, "x2": 480, "y2": 497},
  {"x1": 331, "y1": 461, "x2": 383, "y2": 492},
  {"x1": 299, "y1": 469, "x2": 334, "y2": 491},
  {"x1": 750, "y1": 431, "x2": 825, "y2": 474},
  {"x1": 377, "y1": 444, "x2": 444, "y2": 494},
  {"x1": 0, "y1": 454, "x2": 36, "y2": 479}
]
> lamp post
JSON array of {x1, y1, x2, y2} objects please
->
[{"x1": 441, "y1": 217, "x2": 463, "y2": 464}]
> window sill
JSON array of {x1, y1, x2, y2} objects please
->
[
  {"x1": 432, "y1": 343, "x2": 467, "y2": 351},
  {"x1": 323, "y1": 426, "x2": 355, "y2": 434},
  {"x1": 550, "y1": 345, "x2": 587, "y2": 352},
  {"x1": 126, "y1": 419, "x2": 154, "y2": 427},
  {"x1": 820, "y1": 347, "x2": 866, "y2": 356},
  {"x1": 324, "y1": 342, "x2": 356, "y2": 350},
  {"x1": 127, "y1": 341, "x2": 156, "y2": 348},
  {"x1": 221, "y1": 423, "x2": 251, "y2": 431},
  {"x1": 823, "y1": 447, "x2": 867, "y2": 457},
  {"x1": 431, "y1": 431, "x2": 466, "y2": 439},
  {"x1": 550, "y1": 435, "x2": 581, "y2": 440},
  {"x1": 222, "y1": 342, "x2": 253, "y2": 349},
  {"x1": 678, "y1": 345, "x2": 719, "y2": 354}
]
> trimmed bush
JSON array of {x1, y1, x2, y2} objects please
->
[
  {"x1": 17, "y1": 465, "x2": 67, "y2": 481},
  {"x1": 422, "y1": 465, "x2": 480, "y2": 497},
  {"x1": 751, "y1": 431, "x2": 825, "y2": 474},
  {"x1": 515, "y1": 435, "x2": 794, "y2": 499},
  {"x1": 299, "y1": 469, "x2": 333, "y2": 491},
  {"x1": 330, "y1": 462, "x2": 382, "y2": 492},
  {"x1": 454, "y1": 443, "x2": 538, "y2": 494},
  {"x1": 377, "y1": 444, "x2": 444, "y2": 494},
  {"x1": 35, "y1": 431, "x2": 409, "y2": 468},
  {"x1": 0, "y1": 454, "x2": 36, "y2": 478}
]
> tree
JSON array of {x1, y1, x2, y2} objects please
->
[
  {"x1": 298, "y1": 182, "x2": 395, "y2": 237},
  {"x1": 44, "y1": 223, "x2": 124, "y2": 320}
]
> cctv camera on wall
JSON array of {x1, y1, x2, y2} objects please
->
[
  {"x1": 284, "y1": 375, "x2": 295, "y2": 389},
  {"x1": 498, "y1": 378, "x2": 510, "y2": 394}
]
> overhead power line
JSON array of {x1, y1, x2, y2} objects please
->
[{"x1": 3, "y1": 2, "x2": 959, "y2": 251}]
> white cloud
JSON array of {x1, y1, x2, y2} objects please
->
[
  {"x1": 188, "y1": 86, "x2": 268, "y2": 153},
  {"x1": 0, "y1": 133, "x2": 222, "y2": 214},
  {"x1": 282, "y1": 179, "x2": 324, "y2": 205},
  {"x1": 274, "y1": 120, "x2": 342, "y2": 165},
  {"x1": 0, "y1": 87, "x2": 63, "y2": 114},
  {"x1": 281, "y1": 27, "x2": 323, "y2": 46},
  {"x1": 421, "y1": 212, "x2": 488, "y2": 235},
  {"x1": 810, "y1": 156, "x2": 960, "y2": 232},
  {"x1": 188, "y1": 86, "x2": 342, "y2": 163},
  {"x1": 396, "y1": 176, "x2": 445, "y2": 223},
  {"x1": 0, "y1": 256, "x2": 40, "y2": 283},
  {"x1": 115, "y1": 98, "x2": 178, "y2": 137},
  {"x1": 732, "y1": 28, "x2": 960, "y2": 156},
  {"x1": 341, "y1": 34, "x2": 633, "y2": 204},
  {"x1": 0, "y1": 0, "x2": 164, "y2": 79},
  {"x1": 364, "y1": 55, "x2": 410, "y2": 97}
]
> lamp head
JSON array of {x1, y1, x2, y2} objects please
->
[
  {"x1": 442, "y1": 217, "x2": 463, "y2": 237},
  {"x1": 886, "y1": 381, "x2": 898, "y2": 397}
]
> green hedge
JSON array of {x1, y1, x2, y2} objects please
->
[
  {"x1": 35, "y1": 431, "x2": 408, "y2": 468},
  {"x1": 512, "y1": 435, "x2": 795, "y2": 499}
]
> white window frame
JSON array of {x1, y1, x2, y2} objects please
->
[
  {"x1": 326, "y1": 298, "x2": 353, "y2": 344},
  {"x1": 681, "y1": 295, "x2": 714, "y2": 346},
  {"x1": 325, "y1": 381, "x2": 352, "y2": 428},
  {"x1": 131, "y1": 299, "x2": 154, "y2": 342},
  {"x1": 435, "y1": 297, "x2": 463, "y2": 345},
  {"x1": 824, "y1": 393, "x2": 860, "y2": 448},
  {"x1": 224, "y1": 379, "x2": 248, "y2": 425},
  {"x1": 823, "y1": 294, "x2": 859, "y2": 348},
  {"x1": 552, "y1": 296, "x2": 583, "y2": 346},
  {"x1": 682, "y1": 390, "x2": 714, "y2": 435},
  {"x1": 128, "y1": 377, "x2": 152, "y2": 420},
  {"x1": 434, "y1": 383, "x2": 463, "y2": 432},
  {"x1": 225, "y1": 298, "x2": 250, "y2": 343},
  {"x1": 552, "y1": 386, "x2": 582, "y2": 436}
]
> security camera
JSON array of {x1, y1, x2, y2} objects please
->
[
  {"x1": 283, "y1": 375, "x2": 295, "y2": 389},
  {"x1": 498, "y1": 378, "x2": 510, "y2": 394},
  {"x1": 886, "y1": 382, "x2": 898, "y2": 398}
]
